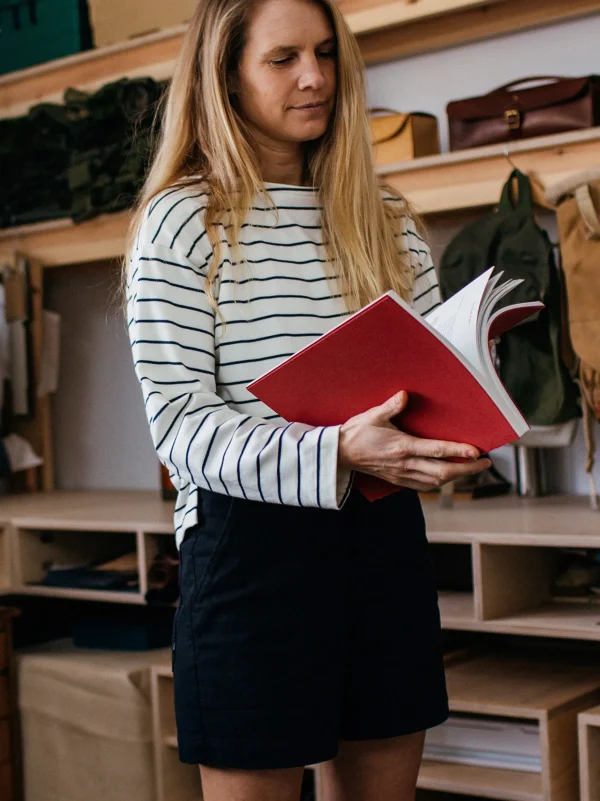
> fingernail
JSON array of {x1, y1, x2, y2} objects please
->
[{"x1": 467, "y1": 450, "x2": 478, "y2": 458}]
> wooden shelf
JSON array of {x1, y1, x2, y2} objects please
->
[
  {"x1": 2, "y1": 128, "x2": 600, "y2": 266},
  {"x1": 438, "y1": 591, "x2": 478, "y2": 628},
  {"x1": 579, "y1": 705, "x2": 600, "y2": 801},
  {"x1": 446, "y1": 652, "x2": 600, "y2": 717},
  {"x1": 418, "y1": 759, "x2": 543, "y2": 801},
  {"x1": 2, "y1": 0, "x2": 599, "y2": 117},
  {"x1": 380, "y1": 127, "x2": 600, "y2": 215},
  {"x1": 15, "y1": 585, "x2": 145, "y2": 605},
  {"x1": 423, "y1": 494, "x2": 600, "y2": 548},
  {"x1": 0, "y1": 489, "x2": 174, "y2": 533}
]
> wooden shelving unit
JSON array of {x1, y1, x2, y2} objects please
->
[
  {"x1": 0, "y1": 490, "x2": 597, "y2": 630},
  {"x1": 1, "y1": 127, "x2": 599, "y2": 267},
  {"x1": 579, "y1": 706, "x2": 600, "y2": 801},
  {"x1": 0, "y1": 490, "x2": 173, "y2": 605},
  {"x1": 418, "y1": 652, "x2": 600, "y2": 801},
  {"x1": 1, "y1": 0, "x2": 599, "y2": 118}
]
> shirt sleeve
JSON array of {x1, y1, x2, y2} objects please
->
[
  {"x1": 399, "y1": 215, "x2": 442, "y2": 316},
  {"x1": 126, "y1": 197, "x2": 354, "y2": 510}
]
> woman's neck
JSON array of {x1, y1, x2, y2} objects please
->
[{"x1": 253, "y1": 133, "x2": 306, "y2": 186}]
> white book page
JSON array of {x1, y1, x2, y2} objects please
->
[{"x1": 424, "y1": 268, "x2": 495, "y2": 379}]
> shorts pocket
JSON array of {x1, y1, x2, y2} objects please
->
[{"x1": 179, "y1": 492, "x2": 236, "y2": 616}]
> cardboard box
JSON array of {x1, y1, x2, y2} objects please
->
[
  {"x1": 87, "y1": 0, "x2": 197, "y2": 47},
  {"x1": 18, "y1": 640, "x2": 170, "y2": 801}
]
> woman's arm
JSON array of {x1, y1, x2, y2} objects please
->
[{"x1": 126, "y1": 196, "x2": 354, "y2": 509}]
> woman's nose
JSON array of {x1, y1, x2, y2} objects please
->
[{"x1": 298, "y1": 58, "x2": 326, "y2": 91}]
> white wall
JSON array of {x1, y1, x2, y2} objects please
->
[
  {"x1": 46, "y1": 12, "x2": 600, "y2": 495},
  {"x1": 46, "y1": 263, "x2": 159, "y2": 490}
]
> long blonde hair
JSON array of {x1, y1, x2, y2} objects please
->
[{"x1": 122, "y1": 0, "x2": 421, "y2": 326}]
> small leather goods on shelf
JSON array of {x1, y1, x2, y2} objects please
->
[
  {"x1": 369, "y1": 108, "x2": 440, "y2": 166},
  {"x1": 446, "y1": 75, "x2": 600, "y2": 151}
]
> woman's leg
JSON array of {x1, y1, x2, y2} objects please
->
[
  {"x1": 199, "y1": 764, "x2": 305, "y2": 801},
  {"x1": 320, "y1": 732, "x2": 425, "y2": 801}
]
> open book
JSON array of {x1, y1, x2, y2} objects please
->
[{"x1": 248, "y1": 267, "x2": 544, "y2": 501}]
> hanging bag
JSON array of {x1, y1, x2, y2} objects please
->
[
  {"x1": 546, "y1": 169, "x2": 600, "y2": 508},
  {"x1": 439, "y1": 169, "x2": 581, "y2": 428}
]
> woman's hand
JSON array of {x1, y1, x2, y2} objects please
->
[{"x1": 338, "y1": 390, "x2": 492, "y2": 492}]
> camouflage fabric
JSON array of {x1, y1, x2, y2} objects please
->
[
  {"x1": 0, "y1": 76, "x2": 167, "y2": 228},
  {"x1": 439, "y1": 169, "x2": 581, "y2": 426}
]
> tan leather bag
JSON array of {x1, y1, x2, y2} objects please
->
[
  {"x1": 446, "y1": 76, "x2": 600, "y2": 151},
  {"x1": 547, "y1": 169, "x2": 600, "y2": 508},
  {"x1": 369, "y1": 108, "x2": 440, "y2": 167}
]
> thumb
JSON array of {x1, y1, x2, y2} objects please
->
[{"x1": 369, "y1": 391, "x2": 409, "y2": 425}]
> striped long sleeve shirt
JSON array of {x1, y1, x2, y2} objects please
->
[{"x1": 126, "y1": 182, "x2": 441, "y2": 546}]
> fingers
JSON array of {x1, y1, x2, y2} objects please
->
[
  {"x1": 402, "y1": 456, "x2": 491, "y2": 488},
  {"x1": 368, "y1": 391, "x2": 409, "y2": 425},
  {"x1": 407, "y1": 436, "x2": 481, "y2": 461}
]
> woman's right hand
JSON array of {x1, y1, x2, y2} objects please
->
[{"x1": 338, "y1": 390, "x2": 492, "y2": 492}]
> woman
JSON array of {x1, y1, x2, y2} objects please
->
[{"x1": 125, "y1": 0, "x2": 490, "y2": 798}]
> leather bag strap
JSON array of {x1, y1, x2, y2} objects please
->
[
  {"x1": 574, "y1": 184, "x2": 600, "y2": 240},
  {"x1": 488, "y1": 76, "x2": 568, "y2": 94}
]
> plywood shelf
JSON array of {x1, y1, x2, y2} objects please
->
[
  {"x1": 15, "y1": 585, "x2": 144, "y2": 604},
  {"x1": 579, "y1": 705, "x2": 600, "y2": 801},
  {"x1": 423, "y1": 494, "x2": 600, "y2": 547},
  {"x1": 418, "y1": 759, "x2": 543, "y2": 801},
  {"x1": 0, "y1": 489, "x2": 174, "y2": 532},
  {"x1": 380, "y1": 127, "x2": 600, "y2": 215},
  {"x1": 2, "y1": 0, "x2": 599, "y2": 118},
  {"x1": 2, "y1": 128, "x2": 600, "y2": 266}
]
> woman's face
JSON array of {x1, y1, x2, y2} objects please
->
[{"x1": 233, "y1": 0, "x2": 337, "y2": 146}]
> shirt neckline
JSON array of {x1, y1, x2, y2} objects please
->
[{"x1": 263, "y1": 181, "x2": 319, "y2": 197}]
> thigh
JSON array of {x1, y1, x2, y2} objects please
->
[
  {"x1": 320, "y1": 731, "x2": 425, "y2": 801},
  {"x1": 339, "y1": 489, "x2": 449, "y2": 740},
  {"x1": 199, "y1": 764, "x2": 304, "y2": 801},
  {"x1": 173, "y1": 489, "x2": 351, "y2": 769}
]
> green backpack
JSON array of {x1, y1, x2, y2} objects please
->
[{"x1": 439, "y1": 169, "x2": 580, "y2": 426}]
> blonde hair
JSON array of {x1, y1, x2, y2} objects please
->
[{"x1": 122, "y1": 0, "x2": 422, "y2": 327}]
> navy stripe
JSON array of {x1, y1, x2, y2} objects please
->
[
  {"x1": 215, "y1": 311, "x2": 348, "y2": 328},
  {"x1": 152, "y1": 193, "x2": 205, "y2": 243},
  {"x1": 219, "y1": 352, "x2": 294, "y2": 368},
  {"x1": 218, "y1": 331, "x2": 322, "y2": 348},
  {"x1": 218, "y1": 293, "x2": 342, "y2": 306}
]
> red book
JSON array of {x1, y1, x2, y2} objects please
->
[{"x1": 248, "y1": 268, "x2": 543, "y2": 501}]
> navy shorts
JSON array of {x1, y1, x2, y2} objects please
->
[{"x1": 172, "y1": 485, "x2": 449, "y2": 770}]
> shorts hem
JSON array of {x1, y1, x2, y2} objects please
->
[
  {"x1": 339, "y1": 704, "x2": 450, "y2": 742},
  {"x1": 178, "y1": 737, "x2": 339, "y2": 770}
]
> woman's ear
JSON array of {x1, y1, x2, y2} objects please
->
[{"x1": 227, "y1": 71, "x2": 238, "y2": 97}]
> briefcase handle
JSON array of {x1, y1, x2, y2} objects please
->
[
  {"x1": 368, "y1": 107, "x2": 433, "y2": 146},
  {"x1": 487, "y1": 76, "x2": 570, "y2": 94}
]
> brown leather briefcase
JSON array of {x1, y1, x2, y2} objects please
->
[{"x1": 446, "y1": 75, "x2": 600, "y2": 151}]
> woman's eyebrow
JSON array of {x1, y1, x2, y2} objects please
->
[{"x1": 263, "y1": 36, "x2": 336, "y2": 58}]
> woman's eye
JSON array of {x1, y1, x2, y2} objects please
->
[
  {"x1": 318, "y1": 49, "x2": 336, "y2": 59},
  {"x1": 271, "y1": 56, "x2": 294, "y2": 66}
]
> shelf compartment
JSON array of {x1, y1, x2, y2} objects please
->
[
  {"x1": 151, "y1": 666, "x2": 202, "y2": 801},
  {"x1": 438, "y1": 652, "x2": 600, "y2": 801},
  {"x1": 477, "y1": 544, "x2": 600, "y2": 640},
  {"x1": 13, "y1": 527, "x2": 142, "y2": 603},
  {"x1": 579, "y1": 706, "x2": 600, "y2": 801},
  {"x1": 418, "y1": 759, "x2": 543, "y2": 801}
]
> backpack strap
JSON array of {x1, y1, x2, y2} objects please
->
[
  {"x1": 581, "y1": 372, "x2": 599, "y2": 511},
  {"x1": 574, "y1": 184, "x2": 600, "y2": 240},
  {"x1": 498, "y1": 169, "x2": 533, "y2": 213}
]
